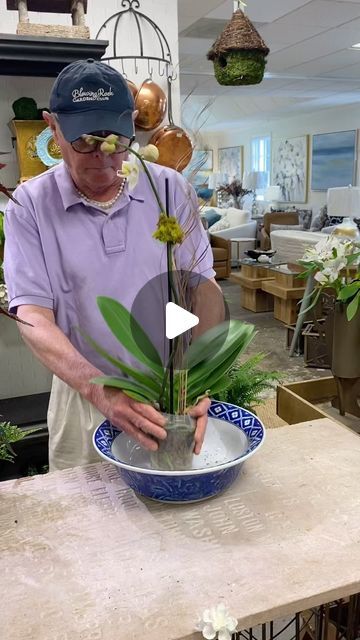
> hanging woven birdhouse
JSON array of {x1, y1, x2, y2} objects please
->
[{"x1": 207, "y1": 9, "x2": 269, "y2": 86}]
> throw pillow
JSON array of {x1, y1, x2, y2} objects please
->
[
  {"x1": 270, "y1": 223, "x2": 302, "y2": 233},
  {"x1": 297, "y1": 209, "x2": 313, "y2": 230},
  {"x1": 210, "y1": 215, "x2": 230, "y2": 232},
  {"x1": 226, "y1": 208, "x2": 251, "y2": 227},
  {"x1": 310, "y1": 204, "x2": 328, "y2": 231},
  {"x1": 196, "y1": 187, "x2": 214, "y2": 200},
  {"x1": 202, "y1": 209, "x2": 222, "y2": 228},
  {"x1": 324, "y1": 215, "x2": 344, "y2": 226}
]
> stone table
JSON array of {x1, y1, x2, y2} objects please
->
[{"x1": 1, "y1": 418, "x2": 360, "y2": 640}]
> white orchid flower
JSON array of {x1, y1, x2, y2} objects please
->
[
  {"x1": 314, "y1": 271, "x2": 328, "y2": 285},
  {"x1": 196, "y1": 603, "x2": 238, "y2": 640},
  {"x1": 118, "y1": 160, "x2": 140, "y2": 190}
]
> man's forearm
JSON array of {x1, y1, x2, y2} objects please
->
[{"x1": 17, "y1": 305, "x2": 104, "y2": 406}]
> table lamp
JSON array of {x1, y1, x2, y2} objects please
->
[
  {"x1": 265, "y1": 185, "x2": 282, "y2": 212},
  {"x1": 327, "y1": 186, "x2": 360, "y2": 240},
  {"x1": 243, "y1": 171, "x2": 268, "y2": 217}
]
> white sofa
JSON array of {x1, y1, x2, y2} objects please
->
[
  {"x1": 270, "y1": 229, "x2": 324, "y2": 263},
  {"x1": 201, "y1": 206, "x2": 257, "y2": 260}
]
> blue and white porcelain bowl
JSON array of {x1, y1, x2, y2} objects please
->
[{"x1": 93, "y1": 400, "x2": 265, "y2": 503}]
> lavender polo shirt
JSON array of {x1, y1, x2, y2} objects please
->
[{"x1": 4, "y1": 161, "x2": 215, "y2": 375}]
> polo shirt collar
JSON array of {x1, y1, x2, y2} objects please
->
[{"x1": 54, "y1": 161, "x2": 144, "y2": 212}]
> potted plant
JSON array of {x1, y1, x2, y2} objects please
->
[
  {"x1": 75, "y1": 136, "x2": 265, "y2": 470},
  {"x1": 299, "y1": 234, "x2": 360, "y2": 415},
  {"x1": 217, "y1": 179, "x2": 252, "y2": 209}
]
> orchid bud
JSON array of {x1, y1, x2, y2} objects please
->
[
  {"x1": 100, "y1": 141, "x2": 116, "y2": 154},
  {"x1": 83, "y1": 135, "x2": 96, "y2": 146},
  {"x1": 105, "y1": 134, "x2": 119, "y2": 145},
  {"x1": 140, "y1": 144, "x2": 159, "y2": 162}
]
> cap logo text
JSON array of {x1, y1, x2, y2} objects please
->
[{"x1": 72, "y1": 87, "x2": 114, "y2": 102}]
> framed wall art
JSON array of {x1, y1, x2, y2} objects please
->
[
  {"x1": 218, "y1": 146, "x2": 243, "y2": 182},
  {"x1": 272, "y1": 135, "x2": 308, "y2": 203},
  {"x1": 311, "y1": 130, "x2": 357, "y2": 191}
]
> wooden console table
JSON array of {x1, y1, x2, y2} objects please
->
[{"x1": 1, "y1": 419, "x2": 360, "y2": 640}]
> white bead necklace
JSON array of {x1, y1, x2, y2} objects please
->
[{"x1": 75, "y1": 178, "x2": 126, "y2": 210}]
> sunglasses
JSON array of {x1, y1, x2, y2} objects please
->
[{"x1": 71, "y1": 131, "x2": 135, "y2": 154}]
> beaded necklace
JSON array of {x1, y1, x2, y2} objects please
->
[{"x1": 76, "y1": 178, "x2": 126, "y2": 210}]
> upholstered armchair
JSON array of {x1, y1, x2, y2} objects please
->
[
  {"x1": 260, "y1": 211, "x2": 299, "y2": 250},
  {"x1": 209, "y1": 234, "x2": 231, "y2": 280}
]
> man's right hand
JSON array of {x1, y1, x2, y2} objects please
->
[{"x1": 96, "y1": 387, "x2": 168, "y2": 451}]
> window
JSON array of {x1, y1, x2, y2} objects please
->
[{"x1": 251, "y1": 136, "x2": 271, "y2": 199}]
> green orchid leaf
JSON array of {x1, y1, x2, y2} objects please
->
[
  {"x1": 346, "y1": 292, "x2": 360, "y2": 322},
  {"x1": 77, "y1": 328, "x2": 162, "y2": 394},
  {"x1": 346, "y1": 253, "x2": 360, "y2": 265},
  {"x1": 299, "y1": 287, "x2": 322, "y2": 316},
  {"x1": 185, "y1": 322, "x2": 256, "y2": 401},
  {"x1": 97, "y1": 297, "x2": 163, "y2": 379},
  {"x1": 91, "y1": 376, "x2": 157, "y2": 404},
  {"x1": 338, "y1": 282, "x2": 360, "y2": 302},
  {"x1": 183, "y1": 320, "x2": 254, "y2": 370},
  {"x1": 182, "y1": 323, "x2": 229, "y2": 369},
  {"x1": 186, "y1": 349, "x2": 245, "y2": 405}
]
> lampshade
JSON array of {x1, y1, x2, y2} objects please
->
[
  {"x1": 265, "y1": 185, "x2": 282, "y2": 202},
  {"x1": 327, "y1": 186, "x2": 360, "y2": 218},
  {"x1": 243, "y1": 171, "x2": 268, "y2": 190}
]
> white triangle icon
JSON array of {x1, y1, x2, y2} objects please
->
[{"x1": 165, "y1": 302, "x2": 199, "y2": 340}]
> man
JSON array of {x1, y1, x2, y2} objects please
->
[{"x1": 4, "y1": 59, "x2": 223, "y2": 472}]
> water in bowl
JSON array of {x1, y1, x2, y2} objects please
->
[{"x1": 111, "y1": 417, "x2": 249, "y2": 471}]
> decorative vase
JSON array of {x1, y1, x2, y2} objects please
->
[
  {"x1": 9, "y1": 120, "x2": 48, "y2": 181},
  {"x1": 331, "y1": 302, "x2": 360, "y2": 417},
  {"x1": 150, "y1": 414, "x2": 196, "y2": 471}
]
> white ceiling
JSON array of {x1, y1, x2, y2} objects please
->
[{"x1": 177, "y1": 0, "x2": 360, "y2": 131}]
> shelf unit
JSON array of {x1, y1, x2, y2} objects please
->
[{"x1": 0, "y1": 33, "x2": 108, "y2": 76}]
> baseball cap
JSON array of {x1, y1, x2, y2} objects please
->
[{"x1": 49, "y1": 58, "x2": 135, "y2": 142}]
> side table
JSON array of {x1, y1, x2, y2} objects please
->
[
  {"x1": 262, "y1": 264, "x2": 305, "y2": 325},
  {"x1": 230, "y1": 237, "x2": 256, "y2": 269},
  {"x1": 231, "y1": 260, "x2": 275, "y2": 312}
]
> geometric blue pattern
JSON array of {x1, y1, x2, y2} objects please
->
[{"x1": 93, "y1": 400, "x2": 265, "y2": 503}]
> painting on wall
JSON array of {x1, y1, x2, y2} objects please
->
[
  {"x1": 272, "y1": 135, "x2": 308, "y2": 203},
  {"x1": 218, "y1": 146, "x2": 243, "y2": 183},
  {"x1": 311, "y1": 130, "x2": 357, "y2": 191}
]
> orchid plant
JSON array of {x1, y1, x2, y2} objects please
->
[
  {"x1": 299, "y1": 234, "x2": 360, "y2": 321},
  {"x1": 78, "y1": 134, "x2": 257, "y2": 435}
]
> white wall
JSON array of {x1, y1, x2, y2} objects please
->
[
  {"x1": 203, "y1": 104, "x2": 360, "y2": 214},
  {"x1": 0, "y1": 0, "x2": 180, "y2": 192}
]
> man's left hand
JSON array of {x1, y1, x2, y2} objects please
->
[{"x1": 188, "y1": 396, "x2": 211, "y2": 454}]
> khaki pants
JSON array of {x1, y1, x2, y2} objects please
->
[{"x1": 47, "y1": 375, "x2": 104, "y2": 472}]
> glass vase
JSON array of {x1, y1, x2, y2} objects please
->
[{"x1": 150, "y1": 414, "x2": 195, "y2": 472}]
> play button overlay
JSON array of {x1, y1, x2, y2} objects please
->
[
  {"x1": 166, "y1": 302, "x2": 199, "y2": 339},
  {"x1": 130, "y1": 271, "x2": 230, "y2": 370}
]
